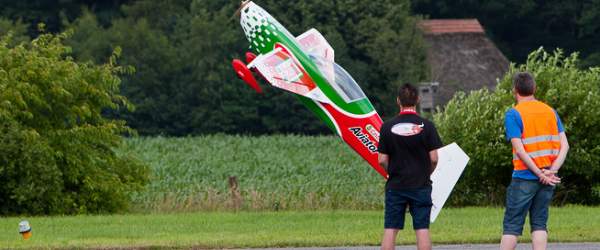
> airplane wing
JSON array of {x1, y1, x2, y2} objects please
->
[
  {"x1": 429, "y1": 143, "x2": 470, "y2": 222},
  {"x1": 296, "y1": 28, "x2": 334, "y2": 62},
  {"x1": 249, "y1": 48, "x2": 330, "y2": 103}
]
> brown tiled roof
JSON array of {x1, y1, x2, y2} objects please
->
[{"x1": 419, "y1": 19, "x2": 484, "y2": 35}]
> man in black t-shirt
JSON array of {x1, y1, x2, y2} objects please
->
[{"x1": 378, "y1": 83, "x2": 442, "y2": 250}]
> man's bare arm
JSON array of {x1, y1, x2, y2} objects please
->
[
  {"x1": 550, "y1": 132, "x2": 569, "y2": 172},
  {"x1": 511, "y1": 138, "x2": 560, "y2": 185},
  {"x1": 378, "y1": 153, "x2": 389, "y2": 172},
  {"x1": 429, "y1": 149, "x2": 438, "y2": 174},
  {"x1": 511, "y1": 138, "x2": 541, "y2": 176}
]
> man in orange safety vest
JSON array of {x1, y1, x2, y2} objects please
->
[{"x1": 500, "y1": 72, "x2": 569, "y2": 250}]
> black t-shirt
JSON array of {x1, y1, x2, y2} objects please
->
[{"x1": 378, "y1": 113, "x2": 443, "y2": 190}]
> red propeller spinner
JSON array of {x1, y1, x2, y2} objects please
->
[{"x1": 245, "y1": 52, "x2": 257, "y2": 64}]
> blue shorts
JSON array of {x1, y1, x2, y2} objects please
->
[
  {"x1": 384, "y1": 186, "x2": 432, "y2": 230},
  {"x1": 503, "y1": 178, "x2": 554, "y2": 235}
]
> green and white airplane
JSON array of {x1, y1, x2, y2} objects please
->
[
  {"x1": 232, "y1": 1, "x2": 387, "y2": 178},
  {"x1": 232, "y1": 1, "x2": 471, "y2": 222}
]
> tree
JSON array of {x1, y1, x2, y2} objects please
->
[
  {"x1": 0, "y1": 32, "x2": 149, "y2": 215},
  {"x1": 0, "y1": 0, "x2": 131, "y2": 35},
  {"x1": 0, "y1": 18, "x2": 29, "y2": 45},
  {"x1": 62, "y1": 0, "x2": 428, "y2": 135},
  {"x1": 434, "y1": 48, "x2": 600, "y2": 205}
]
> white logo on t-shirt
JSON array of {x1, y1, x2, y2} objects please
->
[{"x1": 391, "y1": 123, "x2": 424, "y2": 136}]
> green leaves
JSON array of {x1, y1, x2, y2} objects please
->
[
  {"x1": 0, "y1": 19, "x2": 29, "y2": 46},
  {"x1": 0, "y1": 33, "x2": 148, "y2": 215},
  {"x1": 434, "y1": 48, "x2": 600, "y2": 205}
]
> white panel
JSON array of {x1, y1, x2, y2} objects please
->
[{"x1": 430, "y1": 142, "x2": 469, "y2": 223}]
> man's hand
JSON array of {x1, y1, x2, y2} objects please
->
[
  {"x1": 429, "y1": 149, "x2": 439, "y2": 174},
  {"x1": 542, "y1": 169, "x2": 558, "y2": 176},
  {"x1": 378, "y1": 153, "x2": 389, "y2": 172},
  {"x1": 538, "y1": 169, "x2": 561, "y2": 186},
  {"x1": 511, "y1": 138, "x2": 562, "y2": 186}
]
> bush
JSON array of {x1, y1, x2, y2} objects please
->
[
  {"x1": 0, "y1": 32, "x2": 149, "y2": 215},
  {"x1": 434, "y1": 48, "x2": 600, "y2": 206}
]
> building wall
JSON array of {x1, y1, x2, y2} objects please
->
[{"x1": 423, "y1": 33, "x2": 509, "y2": 108}]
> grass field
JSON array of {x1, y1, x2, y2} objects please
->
[
  {"x1": 122, "y1": 135, "x2": 385, "y2": 212},
  {"x1": 1, "y1": 206, "x2": 598, "y2": 249},
  {"x1": 4, "y1": 136, "x2": 597, "y2": 248}
]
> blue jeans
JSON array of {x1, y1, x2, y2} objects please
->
[
  {"x1": 503, "y1": 178, "x2": 554, "y2": 235},
  {"x1": 385, "y1": 186, "x2": 432, "y2": 230}
]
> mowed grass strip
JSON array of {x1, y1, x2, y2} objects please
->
[{"x1": 1, "y1": 206, "x2": 598, "y2": 249}]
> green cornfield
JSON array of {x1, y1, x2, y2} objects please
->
[{"x1": 122, "y1": 135, "x2": 385, "y2": 212}]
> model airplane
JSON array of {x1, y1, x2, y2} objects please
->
[
  {"x1": 231, "y1": 1, "x2": 471, "y2": 222},
  {"x1": 231, "y1": 1, "x2": 387, "y2": 178}
]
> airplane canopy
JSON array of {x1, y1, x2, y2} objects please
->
[{"x1": 308, "y1": 54, "x2": 367, "y2": 103}]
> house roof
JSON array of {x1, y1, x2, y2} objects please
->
[{"x1": 419, "y1": 19, "x2": 484, "y2": 35}]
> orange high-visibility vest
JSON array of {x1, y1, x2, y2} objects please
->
[{"x1": 512, "y1": 100, "x2": 561, "y2": 170}]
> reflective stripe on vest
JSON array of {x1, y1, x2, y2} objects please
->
[
  {"x1": 521, "y1": 135, "x2": 560, "y2": 144},
  {"x1": 512, "y1": 101, "x2": 560, "y2": 171},
  {"x1": 513, "y1": 149, "x2": 560, "y2": 160}
]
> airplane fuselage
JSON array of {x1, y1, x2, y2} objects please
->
[{"x1": 238, "y1": 2, "x2": 387, "y2": 178}]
